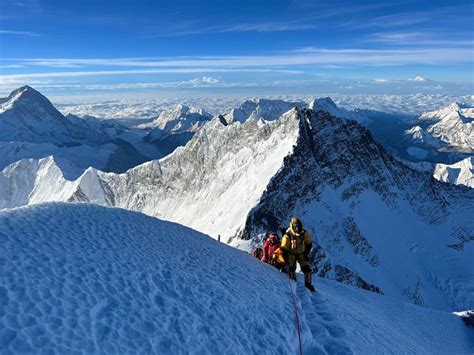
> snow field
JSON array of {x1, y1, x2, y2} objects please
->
[
  {"x1": 1, "y1": 203, "x2": 473, "y2": 354},
  {"x1": 0, "y1": 203, "x2": 298, "y2": 354}
]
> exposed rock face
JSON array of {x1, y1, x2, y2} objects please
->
[{"x1": 238, "y1": 109, "x2": 474, "y2": 310}]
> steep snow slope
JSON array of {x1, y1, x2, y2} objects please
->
[
  {"x1": 0, "y1": 141, "x2": 118, "y2": 173},
  {"x1": 1, "y1": 203, "x2": 472, "y2": 354},
  {"x1": 434, "y1": 157, "x2": 474, "y2": 188}
]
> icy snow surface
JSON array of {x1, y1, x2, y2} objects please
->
[{"x1": 1, "y1": 203, "x2": 473, "y2": 354}]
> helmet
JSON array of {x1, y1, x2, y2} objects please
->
[
  {"x1": 266, "y1": 231, "x2": 279, "y2": 246},
  {"x1": 290, "y1": 217, "x2": 303, "y2": 236}
]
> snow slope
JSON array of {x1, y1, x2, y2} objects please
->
[
  {"x1": 1, "y1": 203, "x2": 472, "y2": 354},
  {"x1": 434, "y1": 157, "x2": 474, "y2": 188}
]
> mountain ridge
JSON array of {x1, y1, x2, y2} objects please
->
[{"x1": 1, "y1": 106, "x2": 472, "y2": 310}]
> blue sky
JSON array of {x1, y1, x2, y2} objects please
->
[{"x1": 0, "y1": 0, "x2": 473, "y2": 97}]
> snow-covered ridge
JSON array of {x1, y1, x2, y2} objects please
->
[
  {"x1": 1, "y1": 106, "x2": 473, "y2": 311},
  {"x1": 419, "y1": 102, "x2": 474, "y2": 149},
  {"x1": 0, "y1": 109, "x2": 302, "y2": 240},
  {"x1": 404, "y1": 126, "x2": 443, "y2": 148},
  {"x1": 139, "y1": 103, "x2": 211, "y2": 131},
  {"x1": 1, "y1": 202, "x2": 472, "y2": 354},
  {"x1": 434, "y1": 157, "x2": 474, "y2": 188},
  {"x1": 223, "y1": 98, "x2": 304, "y2": 123},
  {"x1": 239, "y1": 109, "x2": 474, "y2": 311}
]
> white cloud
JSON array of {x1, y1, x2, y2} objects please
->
[
  {"x1": 3, "y1": 45, "x2": 471, "y2": 74},
  {"x1": 0, "y1": 69, "x2": 300, "y2": 86},
  {"x1": 0, "y1": 30, "x2": 41, "y2": 37},
  {"x1": 409, "y1": 75, "x2": 428, "y2": 82},
  {"x1": 374, "y1": 78, "x2": 389, "y2": 83},
  {"x1": 187, "y1": 76, "x2": 221, "y2": 85},
  {"x1": 365, "y1": 31, "x2": 473, "y2": 47}
]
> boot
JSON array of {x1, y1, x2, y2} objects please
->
[
  {"x1": 289, "y1": 271, "x2": 297, "y2": 281},
  {"x1": 304, "y1": 273, "x2": 315, "y2": 292}
]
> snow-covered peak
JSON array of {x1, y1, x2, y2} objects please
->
[
  {"x1": 308, "y1": 97, "x2": 350, "y2": 119},
  {"x1": 0, "y1": 85, "x2": 59, "y2": 115},
  {"x1": 434, "y1": 157, "x2": 473, "y2": 188},
  {"x1": 308, "y1": 97, "x2": 337, "y2": 110},
  {"x1": 404, "y1": 126, "x2": 443, "y2": 148},
  {"x1": 420, "y1": 102, "x2": 472, "y2": 122},
  {"x1": 140, "y1": 103, "x2": 213, "y2": 156},
  {"x1": 417, "y1": 102, "x2": 474, "y2": 149},
  {"x1": 142, "y1": 103, "x2": 211, "y2": 131},
  {"x1": 223, "y1": 98, "x2": 303, "y2": 123},
  {"x1": 0, "y1": 85, "x2": 55, "y2": 114},
  {"x1": 0, "y1": 86, "x2": 110, "y2": 146}
]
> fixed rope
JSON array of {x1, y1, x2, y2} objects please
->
[{"x1": 287, "y1": 272, "x2": 303, "y2": 355}]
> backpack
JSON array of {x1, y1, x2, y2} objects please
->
[{"x1": 252, "y1": 247, "x2": 263, "y2": 259}]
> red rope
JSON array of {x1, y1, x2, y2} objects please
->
[{"x1": 287, "y1": 272, "x2": 303, "y2": 355}]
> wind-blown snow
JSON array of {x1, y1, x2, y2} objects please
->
[{"x1": 1, "y1": 203, "x2": 472, "y2": 354}]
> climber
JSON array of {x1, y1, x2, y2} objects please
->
[
  {"x1": 261, "y1": 232, "x2": 280, "y2": 264},
  {"x1": 281, "y1": 217, "x2": 315, "y2": 292},
  {"x1": 252, "y1": 247, "x2": 263, "y2": 260}
]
